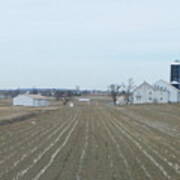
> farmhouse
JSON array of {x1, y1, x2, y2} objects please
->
[
  {"x1": 133, "y1": 82, "x2": 155, "y2": 104},
  {"x1": 13, "y1": 94, "x2": 50, "y2": 107},
  {"x1": 133, "y1": 81, "x2": 169, "y2": 104}
]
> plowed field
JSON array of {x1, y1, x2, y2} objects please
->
[{"x1": 0, "y1": 102, "x2": 179, "y2": 180}]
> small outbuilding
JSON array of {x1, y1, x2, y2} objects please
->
[
  {"x1": 13, "y1": 94, "x2": 50, "y2": 107},
  {"x1": 116, "y1": 95, "x2": 128, "y2": 105},
  {"x1": 78, "y1": 98, "x2": 91, "y2": 102}
]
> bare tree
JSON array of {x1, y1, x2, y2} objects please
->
[
  {"x1": 32, "y1": 87, "x2": 38, "y2": 94},
  {"x1": 75, "y1": 85, "x2": 81, "y2": 96},
  {"x1": 109, "y1": 84, "x2": 121, "y2": 105},
  {"x1": 55, "y1": 90, "x2": 63, "y2": 101},
  {"x1": 126, "y1": 78, "x2": 135, "y2": 104}
]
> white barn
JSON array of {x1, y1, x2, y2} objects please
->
[
  {"x1": 133, "y1": 81, "x2": 169, "y2": 104},
  {"x1": 13, "y1": 94, "x2": 50, "y2": 107},
  {"x1": 154, "y1": 80, "x2": 180, "y2": 103}
]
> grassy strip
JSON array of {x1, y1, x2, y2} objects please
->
[{"x1": 0, "y1": 113, "x2": 40, "y2": 126}]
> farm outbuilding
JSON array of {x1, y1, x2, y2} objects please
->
[
  {"x1": 116, "y1": 95, "x2": 128, "y2": 105},
  {"x1": 154, "y1": 80, "x2": 180, "y2": 103},
  {"x1": 133, "y1": 81, "x2": 169, "y2": 104},
  {"x1": 78, "y1": 98, "x2": 91, "y2": 102},
  {"x1": 13, "y1": 94, "x2": 50, "y2": 107},
  {"x1": 133, "y1": 80, "x2": 180, "y2": 104}
]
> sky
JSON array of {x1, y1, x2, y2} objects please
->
[{"x1": 0, "y1": 0, "x2": 180, "y2": 90}]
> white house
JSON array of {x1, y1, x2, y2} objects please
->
[
  {"x1": 133, "y1": 82, "x2": 155, "y2": 104},
  {"x1": 133, "y1": 80, "x2": 180, "y2": 104},
  {"x1": 133, "y1": 81, "x2": 170, "y2": 104},
  {"x1": 154, "y1": 80, "x2": 180, "y2": 103},
  {"x1": 153, "y1": 87, "x2": 169, "y2": 104},
  {"x1": 13, "y1": 94, "x2": 50, "y2": 107}
]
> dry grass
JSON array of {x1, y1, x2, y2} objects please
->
[
  {"x1": 0, "y1": 99, "x2": 61, "y2": 123},
  {"x1": 0, "y1": 101, "x2": 179, "y2": 180}
]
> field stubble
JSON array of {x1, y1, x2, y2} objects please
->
[{"x1": 0, "y1": 102, "x2": 179, "y2": 180}]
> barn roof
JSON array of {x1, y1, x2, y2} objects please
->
[
  {"x1": 134, "y1": 81, "x2": 154, "y2": 92},
  {"x1": 155, "y1": 79, "x2": 180, "y2": 91},
  {"x1": 26, "y1": 94, "x2": 50, "y2": 100},
  {"x1": 171, "y1": 60, "x2": 180, "y2": 65},
  {"x1": 15, "y1": 94, "x2": 52, "y2": 100}
]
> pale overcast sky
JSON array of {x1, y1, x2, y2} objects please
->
[{"x1": 0, "y1": 0, "x2": 180, "y2": 89}]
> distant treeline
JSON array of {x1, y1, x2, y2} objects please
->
[{"x1": 0, "y1": 88, "x2": 108, "y2": 99}]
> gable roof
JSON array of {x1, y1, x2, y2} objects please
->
[
  {"x1": 154, "y1": 79, "x2": 180, "y2": 91},
  {"x1": 134, "y1": 81, "x2": 154, "y2": 92},
  {"x1": 26, "y1": 94, "x2": 50, "y2": 100}
]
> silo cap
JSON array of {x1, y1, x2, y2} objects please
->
[
  {"x1": 171, "y1": 81, "x2": 180, "y2": 85},
  {"x1": 171, "y1": 60, "x2": 180, "y2": 65}
]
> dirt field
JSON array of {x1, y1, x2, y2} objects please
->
[
  {"x1": 0, "y1": 98, "x2": 60, "y2": 124},
  {"x1": 0, "y1": 101, "x2": 179, "y2": 180}
]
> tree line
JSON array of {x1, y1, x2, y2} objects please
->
[{"x1": 108, "y1": 78, "x2": 135, "y2": 105}]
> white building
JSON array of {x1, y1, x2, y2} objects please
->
[
  {"x1": 133, "y1": 82, "x2": 155, "y2": 104},
  {"x1": 154, "y1": 80, "x2": 180, "y2": 103},
  {"x1": 78, "y1": 98, "x2": 91, "y2": 102},
  {"x1": 13, "y1": 94, "x2": 50, "y2": 107},
  {"x1": 133, "y1": 81, "x2": 169, "y2": 104},
  {"x1": 116, "y1": 95, "x2": 127, "y2": 105}
]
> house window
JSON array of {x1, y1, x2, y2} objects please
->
[
  {"x1": 149, "y1": 97, "x2": 152, "y2": 101},
  {"x1": 160, "y1": 97, "x2": 163, "y2": 101},
  {"x1": 136, "y1": 96, "x2": 141, "y2": 101},
  {"x1": 149, "y1": 91, "x2": 152, "y2": 95}
]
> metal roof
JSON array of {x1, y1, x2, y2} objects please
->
[
  {"x1": 171, "y1": 81, "x2": 180, "y2": 85},
  {"x1": 171, "y1": 60, "x2": 180, "y2": 65},
  {"x1": 16, "y1": 94, "x2": 52, "y2": 100}
]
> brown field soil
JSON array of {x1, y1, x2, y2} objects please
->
[
  {"x1": 0, "y1": 99, "x2": 12, "y2": 106},
  {"x1": 0, "y1": 99, "x2": 60, "y2": 123},
  {"x1": 0, "y1": 101, "x2": 179, "y2": 180}
]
